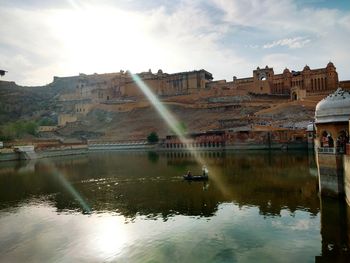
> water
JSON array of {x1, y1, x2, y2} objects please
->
[{"x1": 0, "y1": 151, "x2": 349, "y2": 262}]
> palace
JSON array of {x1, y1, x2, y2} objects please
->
[
  {"x1": 52, "y1": 62, "x2": 350, "y2": 121},
  {"x1": 65, "y1": 62, "x2": 350, "y2": 105},
  {"x1": 73, "y1": 69, "x2": 213, "y2": 103},
  {"x1": 232, "y1": 62, "x2": 340, "y2": 99}
]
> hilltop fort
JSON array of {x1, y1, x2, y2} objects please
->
[{"x1": 1, "y1": 62, "x2": 349, "y2": 141}]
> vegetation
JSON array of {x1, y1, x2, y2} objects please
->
[
  {"x1": 147, "y1": 132, "x2": 159, "y2": 144},
  {"x1": 0, "y1": 120, "x2": 38, "y2": 141},
  {"x1": 175, "y1": 122, "x2": 187, "y2": 134},
  {"x1": 38, "y1": 117, "x2": 56, "y2": 126}
]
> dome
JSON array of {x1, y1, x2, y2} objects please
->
[{"x1": 315, "y1": 88, "x2": 350, "y2": 123}]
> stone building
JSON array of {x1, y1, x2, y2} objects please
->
[
  {"x1": 117, "y1": 69, "x2": 213, "y2": 97},
  {"x1": 315, "y1": 88, "x2": 350, "y2": 150},
  {"x1": 56, "y1": 62, "x2": 348, "y2": 126},
  {"x1": 314, "y1": 88, "x2": 350, "y2": 198},
  {"x1": 69, "y1": 62, "x2": 346, "y2": 103},
  {"x1": 58, "y1": 114, "x2": 77, "y2": 127},
  {"x1": 164, "y1": 131, "x2": 226, "y2": 150},
  {"x1": 75, "y1": 72, "x2": 120, "y2": 102},
  {"x1": 231, "y1": 62, "x2": 340, "y2": 99},
  {"x1": 162, "y1": 128, "x2": 307, "y2": 151},
  {"x1": 74, "y1": 69, "x2": 213, "y2": 101}
]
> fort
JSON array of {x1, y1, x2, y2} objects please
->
[
  {"x1": 1, "y1": 62, "x2": 350, "y2": 142},
  {"x1": 55, "y1": 62, "x2": 350, "y2": 107}
]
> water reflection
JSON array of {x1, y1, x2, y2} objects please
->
[
  {"x1": 316, "y1": 197, "x2": 350, "y2": 262},
  {"x1": 0, "y1": 151, "x2": 319, "y2": 218},
  {"x1": 0, "y1": 151, "x2": 349, "y2": 262}
]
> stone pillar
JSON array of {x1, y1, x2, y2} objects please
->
[
  {"x1": 316, "y1": 151, "x2": 344, "y2": 196},
  {"x1": 344, "y1": 155, "x2": 350, "y2": 205}
]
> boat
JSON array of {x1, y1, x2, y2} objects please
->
[
  {"x1": 183, "y1": 174, "x2": 208, "y2": 181},
  {"x1": 183, "y1": 165, "x2": 209, "y2": 181}
]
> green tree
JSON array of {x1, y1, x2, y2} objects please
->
[
  {"x1": 38, "y1": 117, "x2": 55, "y2": 126},
  {"x1": 147, "y1": 132, "x2": 159, "y2": 144},
  {"x1": 0, "y1": 120, "x2": 38, "y2": 140},
  {"x1": 25, "y1": 121, "x2": 38, "y2": 135}
]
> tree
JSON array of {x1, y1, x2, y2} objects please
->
[
  {"x1": 0, "y1": 120, "x2": 38, "y2": 140},
  {"x1": 147, "y1": 132, "x2": 159, "y2": 144},
  {"x1": 38, "y1": 117, "x2": 56, "y2": 126}
]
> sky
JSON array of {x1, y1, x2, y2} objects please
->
[{"x1": 0, "y1": 0, "x2": 350, "y2": 86}]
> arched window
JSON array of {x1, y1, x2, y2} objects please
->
[
  {"x1": 320, "y1": 131, "x2": 333, "y2": 147},
  {"x1": 337, "y1": 130, "x2": 349, "y2": 152}
]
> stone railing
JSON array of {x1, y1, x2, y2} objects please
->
[
  {"x1": 318, "y1": 147, "x2": 345, "y2": 154},
  {"x1": 88, "y1": 140, "x2": 148, "y2": 146}
]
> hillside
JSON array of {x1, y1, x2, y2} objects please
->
[
  {"x1": 0, "y1": 79, "x2": 324, "y2": 141},
  {"x1": 56, "y1": 95, "x2": 319, "y2": 141}
]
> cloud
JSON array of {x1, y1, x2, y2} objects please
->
[
  {"x1": 0, "y1": 0, "x2": 250, "y2": 84},
  {"x1": 210, "y1": 0, "x2": 350, "y2": 77},
  {"x1": 0, "y1": 7, "x2": 67, "y2": 85},
  {"x1": 272, "y1": 218, "x2": 317, "y2": 231},
  {"x1": 0, "y1": 0, "x2": 350, "y2": 85},
  {"x1": 263, "y1": 37, "x2": 311, "y2": 49}
]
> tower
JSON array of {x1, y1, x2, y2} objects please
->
[{"x1": 326, "y1": 62, "x2": 338, "y2": 91}]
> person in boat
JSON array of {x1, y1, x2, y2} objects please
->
[{"x1": 187, "y1": 171, "x2": 192, "y2": 178}]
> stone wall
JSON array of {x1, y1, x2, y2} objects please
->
[
  {"x1": 58, "y1": 114, "x2": 78, "y2": 127},
  {"x1": 231, "y1": 63, "x2": 340, "y2": 97},
  {"x1": 316, "y1": 152, "x2": 344, "y2": 196}
]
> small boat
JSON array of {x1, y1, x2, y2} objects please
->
[
  {"x1": 184, "y1": 165, "x2": 209, "y2": 181},
  {"x1": 183, "y1": 174, "x2": 209, "y2": 181}
]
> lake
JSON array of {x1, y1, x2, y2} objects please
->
[{"x1": 0, "y1": 151, "x2": 349, "y2": 262}]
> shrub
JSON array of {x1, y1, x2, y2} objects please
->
[{"x1": 147, "y1": 132, "x2": 159, "y2": 144}]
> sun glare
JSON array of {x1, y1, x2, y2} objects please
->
[
  {"x1": 48, "y1": 5, "x2": 156, "y2": 74},
  {"x1": 92, "y1": 216, "x2": 129, "y2": 260}
]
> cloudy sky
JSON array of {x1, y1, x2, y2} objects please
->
[{"x1": 1, "y1": 0, "x2": 350, "y2": 86}]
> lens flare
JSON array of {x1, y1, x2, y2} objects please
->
[
  {"x1": 42, "y1": 159, "x2": 91, "y2": 213},
  {"x1": 130, "y1": 72, "x2": 232, "y2": 198},
  {"x1": 130, "y1": 73, "x2": 204, "y2": 161}
]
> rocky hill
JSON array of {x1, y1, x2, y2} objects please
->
[
  {"x1": 0, "y1": 79, "x2": 320, "y2": 141},
  {"x1": 56, "y1": 95, "x2": 318, "y2": 141}
]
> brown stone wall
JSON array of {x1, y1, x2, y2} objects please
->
[
  {"x1": 75, "y1": 103, "x2": 92, "y2": 115},
  {"x1": 119, "y1": 70, "x2": 211, "y2": 97},
  {"x1": 233, "y1": 63, "x2": 339, "y2": 97},
  {"x1": 340, "y1": 81, "x2": 350, "y2": 91},
  {"x1": 58, "y1": 114, "x2": 77, "y2": 126}
]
